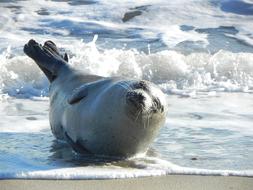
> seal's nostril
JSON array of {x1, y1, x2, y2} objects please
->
[{"x1": 136, "y1": 93, "x2": 145, "y2": 101}]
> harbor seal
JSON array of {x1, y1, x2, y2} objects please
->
[{"x1": 24, "y1": 39, "x2": 167, "y2": 157}]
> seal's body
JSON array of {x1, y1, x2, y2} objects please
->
[{"x1": 24, "y1": 39, "x2": 166, "y2": 157}]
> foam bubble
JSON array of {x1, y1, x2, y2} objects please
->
[
  {"x1": 161, "y1": 25, "x2": 208, "y2": 48},
  {"x1": 0, "y1": 47, "x2": 48, "y2": 98}
]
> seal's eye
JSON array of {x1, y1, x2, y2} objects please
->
[
  {"x1": 126, "y1": 91, "x2": 146, "y2": 109},
  {"x1": 132, "y1": 80, "x2": 150, "y2": 92}
]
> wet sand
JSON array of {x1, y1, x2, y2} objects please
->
[{"x1": 1, "y1": 175, "x2": 252, "y2": 190}]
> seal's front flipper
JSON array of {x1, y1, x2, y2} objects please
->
[
  {"x1": 68, "y1": 79, "x2": 109, "y2": 104},
  {"x1": 24, "y1": 39, "x2": 69, "y2": 82},
  {"x1": 68, "y1": 85, "x2": 89, "y2": 104}
]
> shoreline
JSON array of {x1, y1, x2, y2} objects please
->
[{"x1": 1, "y1": 175, "x2": 252, "y2": 190}]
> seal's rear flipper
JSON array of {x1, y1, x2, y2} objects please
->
[{"x1": 24, "y1": 39, "x2": 69, "y2": 82}]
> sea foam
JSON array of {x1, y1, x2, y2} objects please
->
[
  {"x1": 1, "y1": 157, "x2": 253, "y2": 179},
  {"x1": 0, "y1": 38, "x2": 252, "y2": 98}
]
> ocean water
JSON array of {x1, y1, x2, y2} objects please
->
[{"x1": 0, "y1": 0, "x2": 253, "y2": 179}]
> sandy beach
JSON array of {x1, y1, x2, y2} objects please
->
[{"x1": 1, "y1": 175, "x2": 252, "y2": 190}]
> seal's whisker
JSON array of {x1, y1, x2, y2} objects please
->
[
  {"x1": 135, "y1": 109, "x2": 142, "y2": 122},
  {"x1": 143, "y1": 118, "x2": 146, "y2": 129},
  {"x1": 147, "y1": 114, "x2": 150, "y2": 129},
  {"x1": 146, "y1": 115, "x2": 150, "y2": 129}
]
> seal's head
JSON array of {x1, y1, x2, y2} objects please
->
[
  {"x1": 125, "y1": 80, "x2": 166, "y2": 118},
  {"x1": 89, "y1": 79, "x2": 167, "y2": 157}
]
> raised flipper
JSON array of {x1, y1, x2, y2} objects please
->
[{"x1": 24, "y1": 39, "x2": 69, "y2": 82}]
